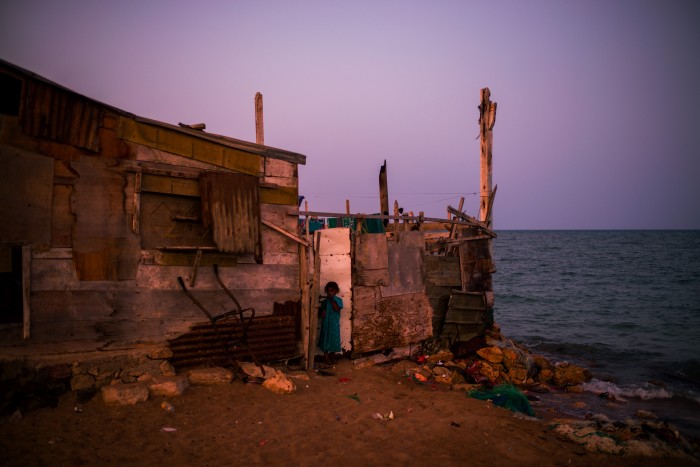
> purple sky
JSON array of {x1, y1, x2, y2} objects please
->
[{"x1": 2, "y1": 0, "x2": 698, "y2": 229}]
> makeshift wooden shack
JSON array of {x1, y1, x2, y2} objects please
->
[
  {"x1": 0, "y1": 59, "x2": 307, "y2": 365},
  {"x1": 300, "y1": 87, "x2": 498, "y2": 366}
]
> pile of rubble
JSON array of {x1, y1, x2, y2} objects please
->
[{"x1": 389, "y1": 327, "x2": 592, "y2": 392}]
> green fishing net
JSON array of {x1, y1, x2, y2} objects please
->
[{"x1": 468, "y1": 384, "x2": 535, "y2": 416}]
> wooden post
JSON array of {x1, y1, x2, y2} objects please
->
[
  {"x1": 379, "y1": 160, "x2": 389, "y2": 227},
  {"x1": 307, "y1": 231, "x2": 322, "y2": 370},
  {"x1": 299, "y1": 243, "x2": 310, "y2": 368},
  {"x1": 478, "y1": 88, "x2": 496, "y2": 223},
  {"x1": 393, "y1": 200, "x2": 399, "y2": 235},
  {"x1": 22, "y1": 245, "x2": 30, "y2": 339},
  {"x1": 345, "y1": 199, "x2": 350, "y2": 216},
  {"x1": 255, "y1": 92, "x2": 264, "y2": 145}
]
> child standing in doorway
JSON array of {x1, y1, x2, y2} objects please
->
[{"x1": 318, "y1": 281, "x2": 343, "y2": 364}]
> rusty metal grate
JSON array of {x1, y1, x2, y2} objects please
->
[{"x1": 168, "y1": 315, "x2": 297, "y2": 370}]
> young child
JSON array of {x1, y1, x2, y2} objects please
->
[{"x1": 318, "y1": 281, "x2": 343, "y2": 364}]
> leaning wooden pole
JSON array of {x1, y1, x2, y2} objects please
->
[
  {"x1": 379, "y1": 160, "x2": 389, "y2": 227},
  {"x1": 255, "y1": 92, "x2": 264, "y2": 145},
  {"x1": 478, "y1": 88, "x2": 496, "y2": 223}
]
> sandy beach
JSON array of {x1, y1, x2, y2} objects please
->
[{"x1": 1, "y1": 358, "x2": 695, "y2": 467}]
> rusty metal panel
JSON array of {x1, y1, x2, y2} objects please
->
[
  {"x1": 200, "y1": 171, "x2": 260, "y2": 255},
  {"x1": 168, "y1": 315, "x2": 297, "y2": 369},
  {"x1": 21, "y1": 80, "x2": 101, "y2": 151}
]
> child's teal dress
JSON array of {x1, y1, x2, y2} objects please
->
[{"x1": 318, "y1": 296, "x2": 343, "y2": 352}]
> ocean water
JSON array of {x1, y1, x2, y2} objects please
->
[{"x1": 493, "y1": 230, "x2": 700, "y2": 436}]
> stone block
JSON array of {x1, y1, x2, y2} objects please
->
[
  {"x1": 426, "y1": 350, "x2": 454, "y2": 364},
  {"x1": 101, "y1": 382, "x2": 149, "y2": 405},
  {"x1": 148, "y1": 375, "x2": 189, "y2": 397}
]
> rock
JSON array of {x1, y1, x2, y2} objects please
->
[
  {"x1": 502, "y1": 348, "x2": 517, "y2": 371},
  {"x1": 101, "y1": 382, "x2": 149, "y2": 405},
  {"x1": 391, "y1": 360, "x2": 420, "y2": 376},
  {"x1": 532, "y1": 354, "x2": 552, "y2": 370},
  {"x1": 573, "y1": 401, "x2": 588, "y2": 409},
  {"x1": 553, "y1": 363, "x2": 591, "y2": 387},
  {"x1": 478, "y1": 362, "x2": 499, "y2": 383},
  {"x1": 507, "y1": 365, "x2": 528, "y2": 385},
  {"x1": 262, "y1": 370, "x2": 297, "y2": 394},
  {"x1": 70, "y1": 374, "x2": 96, "y2": 391},
  {"x1": 188, "y1": 367, "x2": 233, "y2": 385},
  {"x1": 426, "y1": 350, "x2": 454, "y2": 364},
  {"x1": 159, "y1": 361, "x2": 177, "y2": 377},
  {"x1": 434, "y1": 375, "x2": 453, "y2": 385},
  {"x1": 432, "y1": 366, "x2": 452, "y2": 378},
  {"x1": 565, "y1": 385, "x2": 584, "y2": 393},
  {"x1": 148, "y1": 375, "x2": 189, "y2": 397},
  {"x1": 635, "y1": 409, "x2": 658, "y2": 420},
  {"x1": 238, "y1": 362, "x2": 275, "y2": 380},
  {"x1": 529, "y1": 383, "x2": 550, "y2": 393},
  {"x1": 537, "y1": 368, "x2": 554, "y2": 383},
  {"x1": 147, "y1": 347, "x2": 173, "y2": 360},
  {"x1": 451, "y1": 371, "x2": 466, "y2": 385},
  {"x1": 476, "y1": 346, "x2": 503, "y2": 364}
]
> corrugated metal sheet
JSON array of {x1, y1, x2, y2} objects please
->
[
  {"x1": 168, "y1": 315, "x2": 297, "y2": 369},
  {"x1": 21, "y1": 80, "x2": 101, "y2": 151},
  {"x1": 200, "y1": 171, "x2": 260, "y2": 255}
]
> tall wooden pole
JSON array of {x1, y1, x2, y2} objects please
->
[
  {"x1": 478, "y1": 88, "x2": 496, "y2": 223},
  {"x1": 379, "y1": 160, "x2": 389, "y2": 227},
  {"x1": 255, "y1": 92, "x2": 264, "y2": 145}
]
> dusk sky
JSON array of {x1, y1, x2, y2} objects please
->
[{"x1": 1, "y1": 1, "x2": 698, "y2": 229}]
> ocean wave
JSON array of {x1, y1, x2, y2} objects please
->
[{"x1": 583, "y1": 379, "x2": 673, "y2": 401}]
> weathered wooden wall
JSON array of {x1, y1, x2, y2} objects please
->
[{"x1": 0, "y1": 67, "x2": 304, "y2": 353}]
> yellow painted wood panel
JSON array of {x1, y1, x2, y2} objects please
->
[
  {"x1": 119, "y1": 118, "x2": 261, "y2": 175},
  {"x1": 141, "y1": 174, "x2": 200, "y2": 197},
  {"x1": 260, "y1": 185, "x2": 298, "y2": 205}
]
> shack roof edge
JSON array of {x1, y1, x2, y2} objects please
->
[{"x1": 0, "y1": 58, "x2": 306, "y2": 165}]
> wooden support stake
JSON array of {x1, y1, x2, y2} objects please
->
[
  {"x1": 299, "y1": 243, "x2": 310, "y2": 368},
  {"x1": 305, "y1": 200, "x2": 310, "y2": 238},
  {"x1": 262, "y1": 219, "x2": 311, "y2": 247},
  {"x1": 345, "y1": 199, "x2": 350, "y2": 215},
  {"x1": 189, "y1": 248, "x2": 203, "y2": 287},
  {"x1": 478, "y1": 88, "x2": 497, "y2": 223},
  {"x1": 379, "y1": 160, "x2": 389, "y2": 227},
  {"x1": 307, "y1": 231, "x2": 322, "y2": 370},
  {"x1": 22, "y1": 245, "x2": 30, "y2": 340},
  {"x1": 393, "y1": 201, "x2": 399, "y2": 235},
  {"x1": 485, "y1": 184, "x2": 497, "y2": 228},
  {"x1": 132, "y1": 172, "x2": 141, "y2": 235},
  {"x1": 255, "y1": 92, "x2": 264, "y2": 145}
]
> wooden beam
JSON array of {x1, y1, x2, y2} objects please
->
[
  {"x1": 307, "y1": 231, "x2": 322, "y2": 370},
  {"x1": 288, "y1": 209, "x2": 492, "y2": 227},
  {"x1": 189, "y1": 248, "x2": 203, "y2": 287},
  {"x1": 262, "y1": 219, "x2": 311, "y2": 247},
  {"x1": 447, "y1": 206, "x2": 496, "y2": 237},
  {"x1": 485, "y1": 184, "x2": 497, "y2": 228},
  {"x1": 255, "y1": 92, "x2": 264, "y2": 145},
  {"x1": 299, "y1": 243, "x2": 310, "y2": 368},
  {"x1": 379, "y1": 160, "x2": 389, "y2": 227},
  {"x1": 479, "y1": 87, "x2": 497, "y2": 222}
]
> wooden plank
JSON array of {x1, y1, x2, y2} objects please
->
[
  {"x1": 22, "y1": 245, "x2": 30, "y2": 339},
  {"x1": 379, "y1": 160, "x2": 389, "y2": 228},
  {"x1": 307, "y1": 231, "x2": 321, "y2": 370},
  {"x1": 260, "y1": 185, "x2": 298, "y2": 205},
  {"x1": 255, "y1": 92, "x2": 264, "y2": 145},
  {"x1": 189, "y1": 249, "x2": 203, "y2": 287},
  {"x1": 299, "y1": 243, "x2": 310, "y2": 367},
  {"x1": 141, "y1": 173, "x2": 200, "y2": 196},
  {"x1": 262, "y1": 220, "x2": 310, "y2": 247}
]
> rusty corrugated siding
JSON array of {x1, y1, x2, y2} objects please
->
[
  {"x1": 200, "y1": 171, "x2": 260, "y2": 255},
  {"x1": 21, "y1": 80, "x2": 101, "y2": 151},
  {"x1": 168, "y1": 315, "x2": 297, "y2": 369}
]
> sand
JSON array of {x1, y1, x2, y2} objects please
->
[{"x1": 0, "y1": 360, "x2": 695, "y2": 466}]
